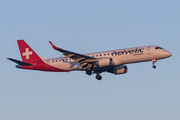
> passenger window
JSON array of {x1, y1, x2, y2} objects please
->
[
  {"x1": 104, "y1": 54, "x2": 106, "y2": 56},
  {"x1": 100, "y1": 54, "x2": 102, "y2": 56},
  {"x1": 96, "y1": 55, "x2": 98, "y2": 57},
  {"x1": 59, "y1": 60, "x2": 61, "y2": 62}
]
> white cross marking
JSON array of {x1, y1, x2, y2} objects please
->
[{"x1": 22, "y1": 48, "x2": 33, "y2": 59}]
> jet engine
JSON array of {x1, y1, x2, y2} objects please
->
[
  {"x1": 108, "y1": 65, "x2": 128, "y2": 75},
  {"x1": 97, "y1": 58, "x2": 113, "y2": 68}
]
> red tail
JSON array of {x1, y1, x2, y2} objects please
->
[{"x1": 17, "y1": 40, "x2": 42, "y2": 63}]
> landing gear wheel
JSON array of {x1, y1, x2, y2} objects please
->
[
  {"x1": 96, "y1": 75, "x2": 102, "y2": 80},
  {"x1": 152, "y1": 59, "x2": 157, "y2": 69},
  {"x1": 86, "y1": 70, "x2": 92, "y2": 75}
]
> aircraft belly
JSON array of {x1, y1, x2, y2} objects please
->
[{"x1": 50, "y1": 62, "x2": 82, "y2": 71}]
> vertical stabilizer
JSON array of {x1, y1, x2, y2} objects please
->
[{"x1": 17, "y1": 40, "x2": 42, "y2": 63}]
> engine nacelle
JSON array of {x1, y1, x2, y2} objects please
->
[
  {"x1": 97, "y1": 58, "x2": 113, "y2": 68},
  {"x1": 113, "y1": 65, "x2": 128, "y2": 75}
]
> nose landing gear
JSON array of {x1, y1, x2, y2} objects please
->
[{"x1": 152, "y1": 59, "x2": 157, "y2": 69}]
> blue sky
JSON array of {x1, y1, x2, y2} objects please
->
[{"x1": 1, "y1": 0, "x2": 180, "y2": 120}]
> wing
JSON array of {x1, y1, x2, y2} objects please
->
[{"x1": 49, "y1": 41, "x2": 98, "y2": 69}]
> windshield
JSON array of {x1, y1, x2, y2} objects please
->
[{"x1": 155, "y1": 47, "x2": 164, "y2": 49}]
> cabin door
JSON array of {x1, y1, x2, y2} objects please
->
[
  {"x1": 46, "y1": 60, "x2": 50, "y2": 68},
  {"x1": 147, "y1": 47, "x2": 151, "y2": 55}
]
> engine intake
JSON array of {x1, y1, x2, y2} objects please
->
[{"x1": 97, "y1": 58, "x2": 113, "y2": 68}]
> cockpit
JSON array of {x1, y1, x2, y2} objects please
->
[{"x1": 155, "y1": 47, "x2": 164, "y2": 49}]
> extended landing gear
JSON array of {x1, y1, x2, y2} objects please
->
[
  {"x1": 86, "y1": 69, "x2": 92, "y2": 75},
  {"x1": 152, "y1": 59, "x2": 157, "y2": 69},
  {"x1": 86, "y1": 69, "x2": 102, "y2": 80},
  {"x1": 96, "y1": 74, "x2": 102, "y2": 80},
  {"x1": 153, "y1": 65, "x2": 156, "y2": 69}
]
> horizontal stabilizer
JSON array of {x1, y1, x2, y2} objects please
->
[{"x1": 7, "y1": 58, "x2": 33, "y2": 66}]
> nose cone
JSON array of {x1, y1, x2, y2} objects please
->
[{"x1": 166, "y1": 51, "x2": 172, "y2": 57}]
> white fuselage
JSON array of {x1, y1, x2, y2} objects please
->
[
  {"x1": 43, "y1": 45, "x2": 171, "y2": 71},
  {"x1": 8, "y1": 40, "x2": 172, "y2": 80}
]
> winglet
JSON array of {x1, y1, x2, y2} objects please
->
[{"x1": 49, "y1": 41, "x2": 60, "y2": 49}]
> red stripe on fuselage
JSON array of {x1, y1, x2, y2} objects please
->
[{"x1": 21, "y1": 60, "x2": 69, "y2": 72}]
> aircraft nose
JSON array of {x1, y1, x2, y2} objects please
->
[{"x1": 166, "y1": 51, "x2": 172, "y2": 57}]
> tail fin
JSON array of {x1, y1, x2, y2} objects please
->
[{"x1": 17, "y1": 40, "x2": 42, "y2": 63}]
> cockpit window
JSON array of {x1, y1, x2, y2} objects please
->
[{"x1": 155, "y1": 47, "x2": 164, "y2": 49}]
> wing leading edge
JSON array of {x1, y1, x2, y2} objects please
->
[{"x1": 49, "y1": 41, "x2": 98, "y2": 69}]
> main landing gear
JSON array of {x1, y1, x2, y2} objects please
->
[
  {"x1": 152, "y1": 59, "x2": 157, "y2": 69},
  {"x1": 86, "y1": 69, "x2": 92, "y2": 75},
  {"x1": 85, "y1": 69, "x2": 102, "y2": 80},
  {"x1": 96, "y1": 74, "x2": 102, "y2": 80}
]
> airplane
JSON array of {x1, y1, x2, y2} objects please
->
[{"x1": 7, "y1": 40, "x2": 172, "y2": 80}]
